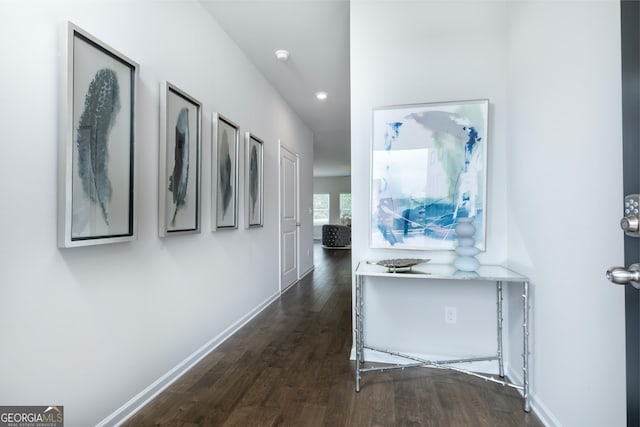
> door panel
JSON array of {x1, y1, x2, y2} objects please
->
[
  {"x1": 280, "y1": 146, "x2": 299, "y2": 290},
  {"x1": 621, "y1": 1, "x2": 640, "y2": 424},
  {"x1": 282, "y1": 230, "x2": 297, "y2": 273}
]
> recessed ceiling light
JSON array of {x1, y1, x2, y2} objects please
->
[
  {"x1": 316, "y1": 91, "x2": 328, "y2": 100},
  {"x1": 275, "y1": 49, "x2": 289, "y2": 62}
]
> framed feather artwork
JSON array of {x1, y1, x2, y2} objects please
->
[
  {"x1": 58, "y1": 22, "x2": 138, "y2": 248},
  {"x1": 213, "y1": 113, "x2": 239, "y2": 230},
  {"x1": 159, "y1": 82, "x2": 202, "y2": 236},
  {"x1": 245, "y1": 132, "x2": 264, "y2": 228}
]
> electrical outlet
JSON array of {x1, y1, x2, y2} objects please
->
[{"x1": 445, "y1": 306, "x2": 457, "y2": 324}]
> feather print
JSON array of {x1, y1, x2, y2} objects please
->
[
  {"x1": 76, "y1": 68, "x2": 121, "y2": 225},
  {"x1": 249, "y1": 144, "x2": 258, "y2": 218},
  {"x1": 168, "y1": 108, "x2": 189, "y2": 226},
  {"x1": 219, "y1": 129, "x2": 232, "y2": 216}
]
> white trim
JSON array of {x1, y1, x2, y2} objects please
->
[
  {"x1": 278, "y1": 141, "x2": 282, "y2": 293},
  {"x1": 505, "y1": 362, "x2": 523, "y2": 387},
  {"x1": 278, "y1": 142, "x2": 301, "y2": 291},
  {"x1": 299, "y1": 265, "x2": 314, "y2": 280},
  {"x1": 352, "y1": 348, "x2": 556, "y2": 423},
  {"x1": 281, "y1": 279, "x2": 299, "y2": 294},
  {"x1": 281, "y1": 267, "x2": 314, "y2": 295},
  {"x1": 506, "y1": 364, "x2": 559, "y2": 427},
  {"x1": 96, "y1": 290, "x2": 281, "y2": 427}
]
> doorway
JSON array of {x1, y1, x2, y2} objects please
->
[{"x1": 280, "y1": 143, "x2": 300, "y2": 291}]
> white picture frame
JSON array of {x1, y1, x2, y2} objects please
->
[
  {"x1": 159, "y1": 82, "x2": 202, "y2": 237},
  {"x1": 245, "y1": 132, "x2": 264, "y2": 228},
  {"x1": 370, "y1": 99, "x2": 489, "y2": 251},
  {"x1": 58, "y1": 22, "x2": 138, "y2": 248},
  {"x1": 212, "y1": 113, "x2": 239, "y2": 230}
]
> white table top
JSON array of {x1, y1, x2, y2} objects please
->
[{"x1": 355, "y1": 261, "x2": 528, "y2": 282}]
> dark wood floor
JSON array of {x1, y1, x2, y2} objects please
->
[{"x1": 124, "y1": 245, "x2": 543, "y2": 426}]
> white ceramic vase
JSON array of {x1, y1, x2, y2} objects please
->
[{"x1": 454, "y1": 217, "x2": 480, "y2": 272}]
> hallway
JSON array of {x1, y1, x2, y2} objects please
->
[{"x1": 124, "y1": 245, "x2": 542, "y2": 426}]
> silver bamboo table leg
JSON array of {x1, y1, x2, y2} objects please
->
[
  {"x1": 358, "y1": 275, "x2": 364, "y2": 362},
  {"x1": 355, "y1": 274, "x2": 363, "y2": 392},
  {"x1": 523, "y1": 281, "x2": 530, "y2": 412},
  {"x1": 497, "y1": 281, "x2": 504, "y2": 378}
]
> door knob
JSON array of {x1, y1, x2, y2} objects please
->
[
  {"x1": 621, "y1": 215, "x2": 640, "y2": 233},
  {"x1": 607, "y1": 264, "x2": 640, "y2": 288}
]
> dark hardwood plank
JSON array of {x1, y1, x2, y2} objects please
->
[{"x1": 123, "y1": 244, "x2": 543, "y2": 427}]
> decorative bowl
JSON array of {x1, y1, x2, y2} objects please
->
[{"x1": 369, "y1": 258, "x2": 430, "y2": 273}]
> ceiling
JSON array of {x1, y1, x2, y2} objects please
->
[{"x1": 201, "y1": 0, "x2": 351, "y2": 177}]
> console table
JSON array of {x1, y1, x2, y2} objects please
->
[{"x1": 354, "y1": 262, "x2": 531, "y2": 412}]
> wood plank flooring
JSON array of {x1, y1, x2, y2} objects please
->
[{"x1": 123, "y1": 245, "x2": 543, "y2": 426}]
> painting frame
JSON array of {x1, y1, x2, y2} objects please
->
[
  {"x1": 58, "y1": 22, "x2": 138, "y2": 248},
  {"x1": 370, "y1": 99, "x2": 489, "y2": 251},
  {"x1": 158, "y1": 82, "x2": 202, "y2": 237},
  {"x1": 245, "y1": 132, "x2": 264, "y2": 228},
  {"x1": 212, "y1": 113, "x2": 239, "y2": 230}
]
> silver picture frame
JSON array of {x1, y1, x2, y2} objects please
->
[
  {"x1": 245, "y1": 132, "x2": 264, "y2": 228},
  {"x1": 159, "y1": 82, "x2": 202, "y2": 237},
  {"x1": 58, "y1": 22, "x2": 138, "y2": 248},
  {"x1": 212, "y1": 113, "x2": 239, "y2": 230},
  {"x1": 370, "y1": 99, "x2": 489, "y2": 251}
]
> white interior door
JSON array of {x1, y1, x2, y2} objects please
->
[{"x1": 280, "y1": 145, "x2": 299, "y2": 290}]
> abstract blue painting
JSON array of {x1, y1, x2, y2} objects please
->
[{"x1": 370, "y1": 100, "x2": 488, "y2": 250}]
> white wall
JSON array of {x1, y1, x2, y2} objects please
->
[
  {"x1": 351, "y1": 1, "x2": 625, "y2": 425},
  {"x1": 0, "y1": 1, "x2": 313, "y2": 426},
  {"x1": 313, "y1": 176, "x2": 351, "y2": 239},
  {"x1": 506, "y1": 2, "x2": 625, "y2": 426},
  {"x1": 350, "y1": 0, "x2": 510, "y2": 366}
]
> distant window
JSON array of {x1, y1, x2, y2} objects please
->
[
  {"x1": 340, "y1": 193, "x2": 351, "y2": 222},
  {"x1": 313, "y1": 194, "x2": 330, "y2": 226}
]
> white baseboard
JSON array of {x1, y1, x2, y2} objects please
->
[
  {"x1": 281, "y1": 266, "x2": 315, "y2": 294},
  {"x1": 281, "y1": 279, "x2": 298, "y2": 293},
  {"x1": 96, "y1": 290, "x2": 281, "y2": 427},
  {"x1": 505, "y1": 363, "x2": 523, "y2": 390},
  {"x1": 506, "y1": 364, "x2": 559, "y2": 427},
  {"x1": 353, "y1": 348, "x2": 557, "y2": 426},
  {"x1": 299, "y1": 265, "x2": 314, "y2": 279}
]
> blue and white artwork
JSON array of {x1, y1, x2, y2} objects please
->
[{"x1": 370, "y1": 100, "x2": 488, "y2": 250}]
